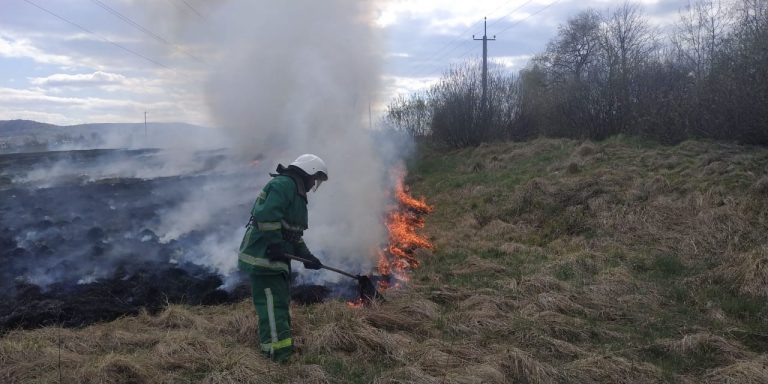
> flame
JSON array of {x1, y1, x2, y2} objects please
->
[
  {"x1": 395, "y1": 178, "x2": 433, "y2": 215},
  {"x1": 347, "y1": 165, "x2": 433, "y2": 307},
  {"x1": 346, "y1": 298, "x2": 364, "y2": 308},
  {"x1": 377, "y1": 167, "x2": 433, "y2": 282}
]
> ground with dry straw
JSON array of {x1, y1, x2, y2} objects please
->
[{"x1": 2, "y1": 136, "x2": 767, "y2": 383}]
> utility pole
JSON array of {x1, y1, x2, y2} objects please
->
[{"x1": 473, "y1": 17, "x2": 496, "y2": 110}]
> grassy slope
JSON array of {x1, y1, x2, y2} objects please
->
[{"x1": 2, "y1": 137, "x2": 768, "y2": 383}]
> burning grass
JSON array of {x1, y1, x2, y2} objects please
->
[{"x1": 2, "y1": 137, "x2": 768, "y2": 382}]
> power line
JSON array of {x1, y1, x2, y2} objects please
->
[
  {"x1": 397, "y1": 2, "x2": 535, "y2": 79},
  {"x1": 486, "y1": 0, "x2": 536, "y2": 30},
  {"x1": 164, "y1": 0, "x2": 186, "y2": 14},
  {"x1": 180, "y1": 0, "x2": 205, "y2": 20},
  {"x1": 91, "y1": 0, "x2": 169, "y2": 44},
  {"x1": 89, "y1": 0, "x2": 203, "y2": 63},
  {"x1": 399, "y1": 21, "x2": 484, "y2": 78},
  {"x1": 21, "y1": 0, "x2": 170, "y2": 69},
  {"x1": 493, "y1": 0, "x2": 563, "y2": 36},
  {"x1": 401, "y1": 0, "x2": 537, "y2": 79},
  {"x1": 453, "y1": 0, "x2": 562, "y2": 64}
]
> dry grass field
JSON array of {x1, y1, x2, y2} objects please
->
[{"x1": 2, "y1": 137, "x2": 767, "y2": 383}]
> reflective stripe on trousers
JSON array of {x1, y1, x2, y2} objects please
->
[
  {"x1": 260, "y1": 338, "x2": 293, "y2": 353},
  {"x1": 238, "y1": 253, "x2": 289, "y2": 273},
  {"x1": 261, "y1": 288, "x2": 293, "y2": 356},
  {"x1": 249, "y1": 273, "x2": 293, "y2": 362}
]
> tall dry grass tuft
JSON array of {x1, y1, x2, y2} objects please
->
[
  {"x1": 662, "y1": 333, "x2": 751, "y2": 364},
  {"x1": 576, "y1": 141, "x2": 598, "y2": 157},
  {"x1": 80, "y1": 353, "x2": 155, "y2": 384},
  {"x1": 525, "y1": 311, "x2": 590, "y2": 342},
  {"x1": 494, "y1": 346, "x2": 562, "y2": 384},
  {"x1": 0, "y1": 304, "x2": 288, "y2": 383},
  {"x1": 406, "y1": 339, "x2": 485, "y2": 377},
  {"x1": 302, "y1": 302, "x2": 410, "y2": 362},
  {"x1": 449, "y1": 255, "x2": 509, "y2": 276},
  {"x1": 753, "y1": 176, "x2": 768, "y2": 195},
  {"x1": 700, "y1": 355, "x2": 768, "y2": 384},
  {"x1": 363, "y1": 297, "x2": 440, "y2": 333},
  {"x1": 565, "y1": 355, "x2": 664, "y2": 383},
  {"x1": 518, "y1": 275, "x2": 567, "y2": 295},
  {"x1": 284, "y1": 364, "x2": 330, "y2": 384},
  {"x1": 710, "y1": 248, "x2": 768, "y2": 297},
  {"x1": 140, "y1": 305, "x2": 212, "y2": 330},
  {"x1": 373, "y1": 366, "x2": 441, "y2": 384}
]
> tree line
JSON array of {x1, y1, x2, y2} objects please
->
[{"x1": 385, "y1": 0, "x2": 768, "y2": 147}]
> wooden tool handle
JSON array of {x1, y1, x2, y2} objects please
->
[{"x1": 284, "y1": 253, "x2": 359, "y2": 279}]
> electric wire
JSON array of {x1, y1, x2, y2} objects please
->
[
  {"x1": 21, "y1": 0, "x2": 170, "y2": 69},
  {"x1": 90, "y1": 0, "x2": 168, "y2": 44},
  {"x1": 89, "y1": 0, "x2": 204, "y2": 63},
  {"x1": 398, "y1": 21, "x2": 484, "y2": 78},
  {"x1": 401, "y1": 0, "x2": 537, "y2": 79},
  {"x1": 486, "y1": 0, "x2": 536, "y2": 30},
  {"x1": 164, "y1": 0, "x2": 185, "y2": 14},
  {"x1": 493, "y1": 0, "x2": 563, "y2": 36},
  {"x1": 455, "y1": 0, "x2": 563, "y2": 63},
  {"x1": 180, "y1": 0, "x2": 205, "y2": 20},
  {"x1": 396, "y1": 1, "x2": 532, "y2": 79}
]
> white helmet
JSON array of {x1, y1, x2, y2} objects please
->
[{"x1": 290, "y1": 154, "x2": 328, "y2": 192}]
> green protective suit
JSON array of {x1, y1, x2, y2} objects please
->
[{"x1": 238, "y1": 172, "x2": 313, "y2": 362}]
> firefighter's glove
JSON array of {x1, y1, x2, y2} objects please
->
[
  {"x1": 266, "y1": 243, "x2": 288, "y2": 263},
  {"x1": 302, "y1": 254, "x2": 322, "y2": 270}
]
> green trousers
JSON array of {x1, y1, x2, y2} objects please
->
[{"x1": 249, "y1": 272, "x2": 293, "y2": 362}]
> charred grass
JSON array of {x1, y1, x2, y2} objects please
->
[{"x1": 2, "y1": 137, "x2": 768, "y2": 383}]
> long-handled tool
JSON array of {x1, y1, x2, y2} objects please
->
[{"x1": 284, "y1": 253, "x2": 383, "y2": 304}]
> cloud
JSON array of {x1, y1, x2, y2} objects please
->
[
  {"x1": 0, "y1": 34, "x2": 73, "y2": 66},
  {"x1": 382, "y1": 75, "x2": 439, "y2": 97},
  {"x1": 0, "y1": 85, "x2": 209, "y2": 125},
  {"x1": 29, "y1": 71, "x2": 127, "y2": 87},
  {"x1": 0, "y1": 86, "x2": 165, "y2": 114},
  {"x1": 0, "y1": 0, "x2": 686, "y2": 126},
  {"x1": 493, "y1": 54, "x2": 535, "y2": 72}
]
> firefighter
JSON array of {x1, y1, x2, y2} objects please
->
[{"x1": 238, "y1": 154, "x2": 327, "y2": 362}]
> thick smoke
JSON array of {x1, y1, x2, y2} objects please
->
[
  {"x1": 1, "y1": 1, "x2": 394, "y2": 311},
  {"x1": 159, "y1": 1, "x2": 389, "y2": 280}
]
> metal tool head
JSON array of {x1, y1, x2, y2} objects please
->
[{"x1": 357, "y1": 275, "x2": 383, "y2": 304}]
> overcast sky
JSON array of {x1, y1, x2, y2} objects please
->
[{"x1": 0, "y1": 0, "x2": 686, "y2": 126}]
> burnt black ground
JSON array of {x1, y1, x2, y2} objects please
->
[
  {"x1": 0, "y1": 264, "x2": 250, "y2": 331},
  {"x1": 0, "y1": 149, "x2": 358, "y2": 332}
]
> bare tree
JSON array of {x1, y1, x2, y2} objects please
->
[
  {"x1": 387, "y1": 0, "x2": 768, "y2": 147},
  {"x1": 385, "y1": 93, "x2": 431, "y2": 138},
  {"x1": 548, "y1": 10, "x2": 603, "y2": 83},
  {"x1": 673, "y1": 0, "x2": 730, "y2": 78}
]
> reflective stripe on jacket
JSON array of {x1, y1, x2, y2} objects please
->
[{"x1": 238, "y1": 174, "x2": 312, "y2": 274}]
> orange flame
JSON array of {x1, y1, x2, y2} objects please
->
[
  {"x1": 377, "y1": 167, "x2": 433, "y2": 281},
  {"x1": 346, "y1": 298, "x2": 364, "y2": 308},
  {"x1": 347, "y1": 165, "x2": 433, "y2": 307}
]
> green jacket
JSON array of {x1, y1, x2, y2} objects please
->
[{"x1": 238, "y1": 174, "x2": 312, "y2": 274}]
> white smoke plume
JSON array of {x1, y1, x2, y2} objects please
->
[{"x1": 151, "y1": 1, "x2": 390, "y2": 280}]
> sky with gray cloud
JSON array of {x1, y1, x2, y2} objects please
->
[{"x1": 0, "y1": 0, "x2": 687, "y2": 126}]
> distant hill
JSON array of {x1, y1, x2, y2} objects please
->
[
  {"x1": 0, "y1": 119, "x2": 220, "y2": 152},
  {"x1": 0, "y1": 119, "x2": 59, "y2": 136},
  {"x1": 0, "y1": 119, "x2": 207, "y2": 135}
]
